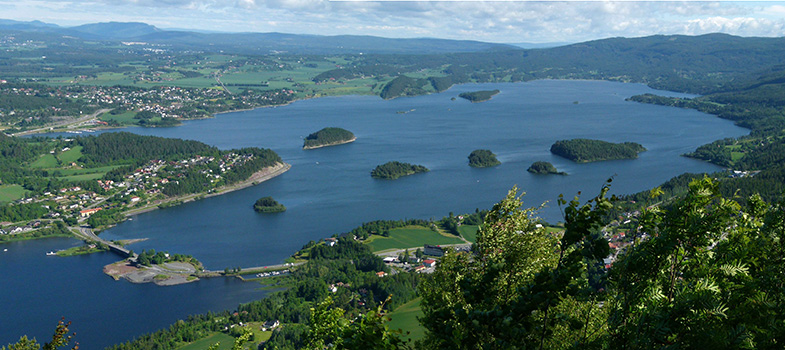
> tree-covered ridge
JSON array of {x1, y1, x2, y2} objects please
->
[
  {"x1": 458, "y1": 89, "x2": 500, "y2": 102},
  {"x1": 78, "y1": 132, "x2": 217, "y2": 165},
  {"x1": 370, "y1": 161, "x2": 429, "y2": 179},
  {"x1": 254, "y1": 196, "x2": 286, "y2": 213},
  {"x1": 379, "y1": 75, "x2": 430, "y2": 100},
  {"x1": 467, "y1": 149, "x2": 501, "y2": 167},
  {"x1": 527, "y1": 161, "x2": 566, "y2": 175},
  {"x1": 302, "y1": 127, "x2": 356, "y2": 149},
  {"x1": 550, "y1": 138, "x2": 646, "y2": 162}
]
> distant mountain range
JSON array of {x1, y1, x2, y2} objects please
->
[{"x1": 0, "y1": 19, "x2": 515, "y2": 54}]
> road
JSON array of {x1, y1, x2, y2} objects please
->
[
  {"x1": 71, "y1": 226, "x2": 133, "y2": 258},
  {"x1": 11, "y1": 108, "x2": 111, "y2": 136}
]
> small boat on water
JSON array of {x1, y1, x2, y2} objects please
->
[
  {"x1": 3, "y1": 248, "x2": 7, "y2": 252},
  {"x1": 46, "y1": 251, "x2": 56, "y2": 256}
]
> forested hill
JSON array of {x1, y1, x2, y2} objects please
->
[
  {"x1": 359, "y1": 33, "x2": 785, "y2": 96},
  {"x1": 78, "y1": 132, "x2": 217, "y2": 165}
]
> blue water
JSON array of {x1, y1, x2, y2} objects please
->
[
  {"x1": 3, "y1": 80, "x2": 747, "y2": 348},
  {"x1": 0, "y1": 238, "x2": 269, "y2": 349}
]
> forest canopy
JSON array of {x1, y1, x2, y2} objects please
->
[
  {"x1": 467, "y1": 149, "x2": 501, "y2": 168},
  {"x1": 303, "y1": 127, "x2": 355, "y2": 149},
  {"x1": 370, "y1": 161, "x2": 429, "y2": 179},
  {"x1": 550, "y1": 138, "x2": 646, "y2": 162}
]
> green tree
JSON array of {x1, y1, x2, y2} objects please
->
[
  {"x1": 419, "y1": 183, "x2": 612, "y2": 349},
  {"x1": 305, "y1": 296, "x2": 410, "y2": 350},
  {"x1": 606, "y1": 177, "x2": 785, "y2": 349},
  {"x1": 2, "y1": 319, "x2": 78, "y2": 350}
]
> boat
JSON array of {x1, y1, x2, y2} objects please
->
[{"x1": 46, "y1": 251, "x2": 56, "y2": 256}]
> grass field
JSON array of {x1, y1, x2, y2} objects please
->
[
  {"x1": 30, "y1": 154, "x2": 59, "y2": 168},
  {"x1": 457, "y1": 225, "x2": 479, "y2": 243},
  {"x1": 100, "y1": 111, "x2": 139, "y2": 125},
  {"x1": 178, "y1": 332, "x2": 235, "y2": 350},
  {"x1": 58, "y1": 165, "x2": 121, "y2": 176},
  {"x1": 58, "y1": 146, "x2": 83, "y2": 163},
  {"x1": 366, "y1": 226, "x2": 464, "y2": 252},
  {"x1": 0, "y1": 184, "x2": 27, "y2": 203},
  {"x1": 59, "y1": 173, "x2": 106, "y2": 182},
  {"x1": 388, "y1": 297, "x2": 425, "y2": 342}
]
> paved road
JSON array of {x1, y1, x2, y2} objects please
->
[
  {"x1": 11, "y1": 108, "x2": 111, "y2": 136},
  {"x1": 71, "y1": 226, "x2": 132, "y2": 257}
]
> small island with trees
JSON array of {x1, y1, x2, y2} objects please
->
[
  {"x1": 550, "y1": 138, "x2": 646, "y2": 163},
  {"x1": 527, "y1": 161, "x2": 567, "y2": 175},
  {"x1": 371, "y1": 161, "x2": 429, "y2": 179},
  {"x1": 458, "y1": 89, "x2": 500, "y2": 103},
  {"x1": 303, "y1": 127, "x2": 356, "y2": 150},
  {"x1": 468, "y1": 149, "x2": 501, "y2": 167},
  {"x1": 253, "y1": 196, "x2": 287, "y2": 213}
]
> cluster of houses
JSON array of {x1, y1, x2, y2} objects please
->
[
  {"x1": 0, "y1": 220, "x2": 41, "y2": 235},
  {"x1": 2, "y1": 151, "x2": 262, "y2": 235},
  {"x1": 602, "y1": 210, "x2": 649, "y2": 269}
]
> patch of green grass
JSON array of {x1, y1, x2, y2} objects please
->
[
  {"x1": 457, "y1": 225, "x2": 479, "y2": 243},
  {"x1": 731, "y1": 151, "x2": 745, "y2": 162},
  {"x1": 366, "y1": 226, "x2": 464, "y2": 252},
  {"x1": 0, "y1": 184, "x2": 27, "y2": 203},
  {"x1": 178, "y1": 332, "x2": 235, "y2": 350},
  {"x1": 30, "y1": 154, "x2": 59, "y2": 168},
  {"x1": 244, "y1": 323, "x2": 272, "y2": 343},
  {"x1": 100, "y1": 111, "x2": 139, "y2": 125},
  {"x1": 544, "y1": 225, "x2": 564, "y2": 234},
  {"x1": 58, "y1": 146, "x2": 83, "y2": 163},
  {"x1": 59, "y1": 173, "x2": 105, "y2": 182},
  {"x1": 388, "y1": 297, "x2": 424, "y2": 342},
  {"x1": 57, "y1": 165, "x2": 121, "y2": 176}
]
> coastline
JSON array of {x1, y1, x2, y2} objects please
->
[
  {"x1": 124, "y1": 162, "x2": 291, "y2": 217},
  {"x1": 302, "y1": 136, "x2": 357, "y2": 150}
]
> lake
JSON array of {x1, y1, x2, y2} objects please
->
[{"x1": 2, "y1": 80, "x2": 747, "y2": 348}]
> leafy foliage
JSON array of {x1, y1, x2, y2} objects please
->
[{"x1": 419, "y1": 183, "x2": 612, "y2": 349}]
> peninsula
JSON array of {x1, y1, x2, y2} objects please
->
[
  {"x1": 459, "y1": 89, "x2": 500, "y2": 103},
  {"x1": 527, "y1": 161, "x2": 567, "y2": 175},
  {"x1": 550, "y1": 139, "x2": 646, "y2": 163},
  {"x1": 468, "y1": 149, "x2": 501, "y2": 167},
  {"x1": 371, "y1": 161, "x2": 429, "y2": 179},
  {"x1": 303, "y1": 127, "x2": 356, "y2": 149}
]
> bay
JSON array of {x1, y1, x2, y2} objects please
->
[
  {"x1": 98, "y1": 80, "x2": 746, "y2": 269},
  {"x1": 0, "y1": 238, "x2": 269, "y2": 349},
  {"x1": 4, "y1": 80, "x2": 747, "y2": 348}
]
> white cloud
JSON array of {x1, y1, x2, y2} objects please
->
[{"x1": 2, "y1": 0, "x2": 785, "y2": 42}]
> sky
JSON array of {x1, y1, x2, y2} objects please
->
[{"x1": 2, "y1": 1, "x2": 785, "y2": 43}]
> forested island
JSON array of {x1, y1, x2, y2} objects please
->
[
  {"x1": 458, "y1": 89, "x2": 500, "y2": 102},
  {"x1": 468, "y1": 149, "x2": 501, "y2": 167},
  {"x1": 527, "y1": 161, "x2": 566, "y2": 175},
  {"x1": 302, "y1": 127, "x2": 356, "y2": 149},
  {"x1": 253, "y1": 196, "x2": 286, "y2": 213},
  {"x1": 550, "y1": 139, "x2": 646, "y2": 162},
  {"x1": 371, "y1": 161, "x2": 429, "y2": 179}
]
